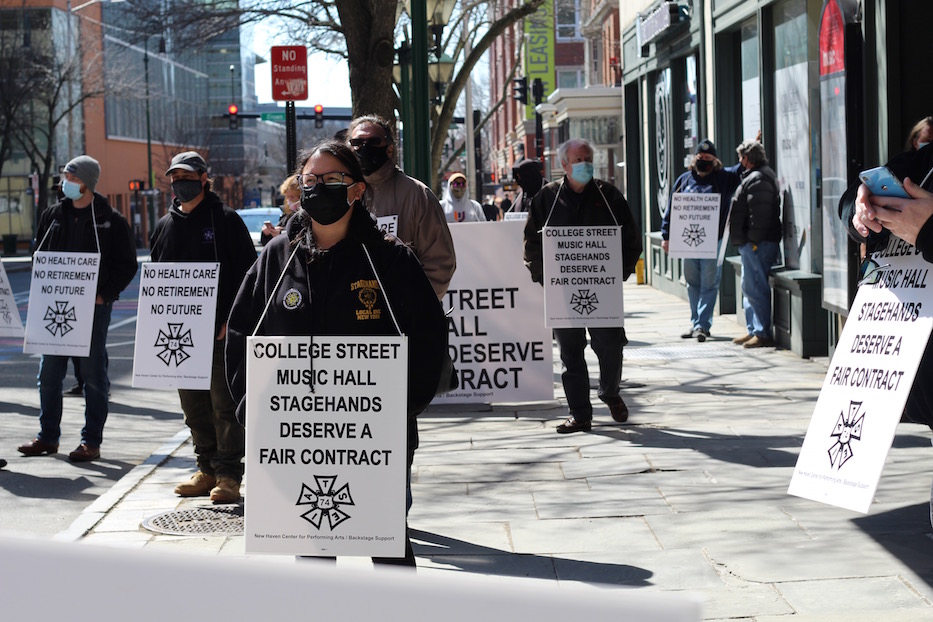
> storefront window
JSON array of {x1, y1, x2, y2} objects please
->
[
  {"x1": 741, "y1": 20, "x2": 760, "y2": 141},
  {"x1": 556, "y1": 0, "x2": 580, "y2": 40},
  {"x1": 773, "y1": 0, "x2": 811, "y2": 270},
  {"x1": 684, "y1": 55, "x2": 698, "y2": 155},
  {"x1": 654, "y1": 68, "x2": 673, "y2": 216}
]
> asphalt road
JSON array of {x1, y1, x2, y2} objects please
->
[{"x1": 0, "y1": 260, "x2": 187, "y2": 538}]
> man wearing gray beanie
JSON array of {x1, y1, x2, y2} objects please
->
[{"x1": 18, "y1": 154, "x2": 138, "y2": 462}]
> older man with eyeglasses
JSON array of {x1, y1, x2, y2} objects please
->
[{"x1": 346, "y1": 115, "x2": 456, "y2": 299}]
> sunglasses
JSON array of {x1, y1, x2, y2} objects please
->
[
  {"x1": 858, "y1": 258, "x2": 891, "y2": 287},
  {"x1": 349, "y1": 137, "x2": 388, "y2": 149}
]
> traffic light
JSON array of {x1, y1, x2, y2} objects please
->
[
  {"x1": 512, "y1": 77, "x2": 528, "y2": 105},
  {"x1": 532, "y1": 78, "x2": 545, "y2": 105},
  {"x1": 128, "y1": 179, "x2": 144, "y2": 191},
  {"x1": 314, "y1": 104, "x2": 324, "y2": 128},
  {"x1": 228, "y1": 103, "x2": 239, "y2": 130}
]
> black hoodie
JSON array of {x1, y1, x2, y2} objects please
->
[{"x1": 225, "y1": 203, "x2": 447, "y2": 425}]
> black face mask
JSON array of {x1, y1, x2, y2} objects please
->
[
  {"x1": 301, "y1": 183, "x2": 352, "y2": 225},
  {"x1": 695, "y1": 160, "x2": 714, "y2": 174},
  {"x1": 172, "y1": 179, "x2": 204, "y2": 203},
  {"x1": 356, "y1": 144, "x2": 390, "y2": 176}
]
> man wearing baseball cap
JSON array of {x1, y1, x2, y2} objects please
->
[
  {"x1": 440, "y1": 172, "x2": 485, "y2": 223},
  {"x1": 149, "y1": 150, "x2": 257, "y2": 503},
  {"x1": 19, "y1": 155, "x2": 138, "y2": 462},
  {"x1": 660, "y1": 139, "x2": 744, "y2": 342}
]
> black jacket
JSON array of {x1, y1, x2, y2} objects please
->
[
  {"x1": 730, "y1": 164, "x2": 782, "y2": 245},
  {"x1": 34, "y1": 194, "x2": 138, "y2": 303},
  {"x1": 523, "y1": 177, "x2": 642, "y2": 285},
  {"x1": 225, "y1": 204, "x2": 447, "y2": 424},
  {"x1": 149, "y1": 192, "x2": 257, "y2": 335}
]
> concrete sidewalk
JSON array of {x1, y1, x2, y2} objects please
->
[{"x1": 66, "y1": 280, "x2": 933, "y2": 621}]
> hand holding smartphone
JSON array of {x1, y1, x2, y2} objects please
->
[{"x1": 859, "y1": 166, "x2": 909, "y2": 200}]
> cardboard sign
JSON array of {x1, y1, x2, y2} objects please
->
[
  {"x1": 436, "y1": 221, "x2": 553, "y2": 404},
  {"x1": 132, "y1": 262, "x2": 220, "y2": 389},
  {"x1": 245, "y1": 336, "x2": 407, "y2": 557},
  {"x1": 542, "y1": 226, "x2": 625, "y2": 328},
  {"x1": 376, "y1": 215, "x2": 399, "y2": 237},
  {"x1": 0, "y1": 259, "x2": 24, "y2": 338},
  {"x1": 667, "y1": 193, "x2": 721, "y2": 259},
  {"x1": 23, "y1": 251, "x2": 99, "y2": 356},
  {"x1": 788, "y1": 236, "x2": 933, "y2": 512}
]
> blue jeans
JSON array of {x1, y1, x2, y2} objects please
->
[
  {"x1": 738, "y1": 241, "x2": 780, "y2": 338},
  {"x1": 683, "y1": 257, "x2": 722, "y2": 332},
  {"x1": 37, "y1": 302, "x2": 112, "y2": 448}
]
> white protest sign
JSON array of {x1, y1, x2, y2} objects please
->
[
  {"x1": 503, "y1": 211, "x2": 528, "y2": 222},
  {"x1": 132, "y1": 262, "x2": 220, "y2": 389},
  {"x1": 436, "y1": 221, "x2": 553, "y2": 404},
  {"x1": 23, "y1": 251, "x2": 99, "y2": 356},
  {"x1": 542, "y1": 226, "x2": 624, "y2": 328},
  {"x1": 376, "y1": 215, "x2": 399, "y2": 237},
  {"x1": 668, "y1": 193, "x2": 721, "y2": 259},
  {"x1": 0, "y1": 260, "x2": 24, "y2": 338},
  {"x1": 246, "y1": 336, "x2": 407, "y2": 557},
  {"x1": 788, "y1": 236, "x2": 933, "y2": 513}
]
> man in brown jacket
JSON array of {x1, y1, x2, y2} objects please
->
[{"x1": 347, "y1": 115, "x2": 456, "y2": 299}]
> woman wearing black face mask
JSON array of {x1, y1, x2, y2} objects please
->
[
  {"x1": 660, "y1": 139, "x2": 745, "y2": 342},
  {"x1": 225, "y1": 139, "x2": 447, "y2": 568}
]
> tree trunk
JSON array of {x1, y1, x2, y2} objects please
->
[{"x1": 336, "y1": 1, "x2": 397, "y2": 122}]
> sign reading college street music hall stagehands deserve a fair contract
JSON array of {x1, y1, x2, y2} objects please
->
[
  {"x1": 23, "y1": 251, "x2": 99, "y2": 356},
  {"x1": 245, "y1": 336, "x2": 407, "y2": 557},
  {"x1": 542, "y1": 225, "x2": 625, "y2": 328},
  {"x1": 788, "y1": 236, "x2": 933, "y2": 513},
  {"x1": 132, "y1": 262, "x2": 219, "y2": 390},
  {"x1": 435, "y1": 220, "x2": 553, "y2": 404}
]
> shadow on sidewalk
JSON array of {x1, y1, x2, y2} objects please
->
[
  {"x1": 411, "y1": 529, "x2": 653, "y2": 587},
  {"x1": 854, "y1": 502, "x2": 933, "y2": 588}
]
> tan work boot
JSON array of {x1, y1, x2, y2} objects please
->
[
  {"x1": 210, "y1": 476, "x2": 242, "y2": 504},
  {"x1": 174, "y1": 471, "x2": 216, "y2": 497}
]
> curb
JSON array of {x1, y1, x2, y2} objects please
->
[{"x1": 54, "y1": 428, "x2": 191, "y2": 543}]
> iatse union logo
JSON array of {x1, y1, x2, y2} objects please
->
[
  {"x1": 570, "y1": 289, "x2": 599, "y2": 315},
  {"x1": 297, "y1": 475, "x2": 354, "y2": 530},
  {"x1": 154, "y1": 322, "x2": 194, "y2": 366},
  {"x1": 44, "y1": 300, "x2": 76, "y2": 337},
  {"x1": 351, "y1": 279, "x2": 381, "y2": 320},
  {"x1": 828, "y1": 400, "x2": 865, "y2": 469}
]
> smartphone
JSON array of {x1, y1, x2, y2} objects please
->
[{"x1": 859, "y1": 166, "x2": 909, "y2": 199}]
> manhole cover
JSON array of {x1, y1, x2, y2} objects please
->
[
  {"x1": 624, "y1": 343, "x2": 740, "y2": 361},
  {"x1": 142, "y1": 506, "x2": 244, "y2": 536}
]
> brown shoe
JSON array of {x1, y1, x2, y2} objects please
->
[
  {"x1": 743, "y1": 335, "x2": 775, "y2": 348},
  {"x1": 556, "y1": 416, "x2": 592, "y2": 434},
  {"x1": 608, "y1": 399, "x2": 629, "y2": 423},
  {"x1": 68, "y1": 444, "x2": 100, "y2": 462},
  {"x1": 18, "y1": 438, "x2": 59, "y2": 457},
  {"x1": 174, "y1": 471, "x2": 216, "y2": 497},
  {"x1": 210, "y1": 476, "x2": 242, "y2": 504},
  {"x1": 732, "y1": 334, "x2": 754, "y2": 345}
]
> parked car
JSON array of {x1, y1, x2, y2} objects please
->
[{"x1": 237, "y1": 207, "x2": 282, "y2": 250}]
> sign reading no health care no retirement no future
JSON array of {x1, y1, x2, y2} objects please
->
[{"x1": 23, "y1": 251, "x2": 99, "y2": 356}]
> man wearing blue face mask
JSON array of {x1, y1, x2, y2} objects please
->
[
  {"x1": 19, "y1": 155, "x2": 137, "y2": 462},
  {"x1": 523, "y1": 139, "x2": 643, "y2": 434},
  {"x1": 149, "y1": 151, "x2": 257, "y2": 503}
]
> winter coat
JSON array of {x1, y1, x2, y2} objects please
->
[
  {"x1": 523, "y1": 176, "x2": 642, "y2": 285},
  {"x1": 34, "y1": 193, "x2": 138, "y2": 303},
  {"x1": 661, "y1": 164, "x2": 743, "y2": 241},
  {"x1": 149, "y1": 191, "x2": 257, "y2": 335},
  {"x1": 225, "y1": 204, "x2": 447, "y2": 424},
  {"x1": 730, "y1": 164, "x2": 782, "y2": 245},
  {"x1": 363, "y1": 159, "x2": 456, "y2": 298}
]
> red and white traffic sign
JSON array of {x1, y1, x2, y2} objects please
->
[{"x1": 271, "y1": 46, "x2": 308, "y2": 101}]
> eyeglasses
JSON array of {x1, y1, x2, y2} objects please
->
[
  {"x1": 299, "y1": 172, "x2": 354, "y2": 188},
  {"x1": 858, "y1": 258, "x2": 891, "y2": 286},
  {"x1": 349, "y1": 137, "x2": 388, "y2": 149}
]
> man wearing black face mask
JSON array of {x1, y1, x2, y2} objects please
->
[
  {"x1": 660, "y1": 139, "x2": 743, "y2": 342},
  {"x1": 347, "y1": 115, "x2": 456, "y2": 299},
  {"x1": 149, "y1": 151, "x2": 257, "y2": 504},
  {"x1": 511, "y1": 158, "x2": 544, "y2": 213}
]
